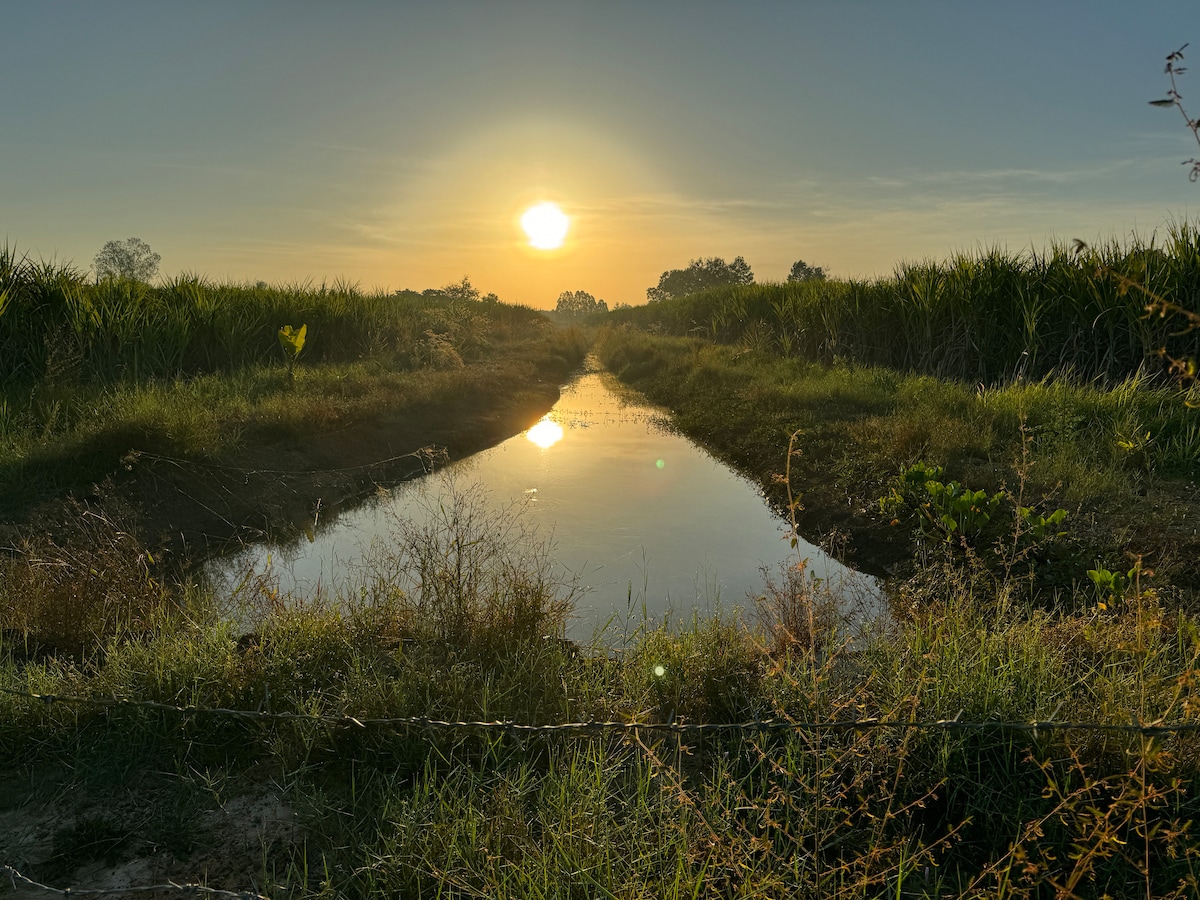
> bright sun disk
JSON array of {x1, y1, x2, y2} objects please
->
[{"x1": 521, "y1": 202, "x2": 569, "y2": 250}]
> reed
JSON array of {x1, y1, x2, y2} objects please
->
[
  {"x1": 608, "y1": 225, "x2": 1200, "y2": 385},
  {"x1": 0, "y1": 249, "x2": 548, "y2": 387}
]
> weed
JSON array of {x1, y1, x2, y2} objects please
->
[{"x1": 276, "y1": 322, "x2": 307, "y2": 384}]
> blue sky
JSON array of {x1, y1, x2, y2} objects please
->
[{"x1": 3, "y1": 1, "x2": 1197, "y2": 307}]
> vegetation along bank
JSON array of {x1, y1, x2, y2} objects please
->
[
  {"x1": 3, "y1": 232, "x2": 1200, "y2": 897},
  {"x1": 597, "y1": 232, "x2": 1200, "y2": 598},
  {"x1": 0, "y1": 248, "x2": 588, "y2": 566}
]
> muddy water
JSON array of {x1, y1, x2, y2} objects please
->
[{"x1": 207, "y1": 357, "x2": 880, "y2": 640}]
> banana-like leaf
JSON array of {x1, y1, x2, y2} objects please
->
[{"x1": 278, "y1": 323, "x2": 307, "y2": 359}]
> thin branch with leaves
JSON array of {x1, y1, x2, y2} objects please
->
[{"x1": 1150, "y1": 43, "x2": 1200, "y2": 181}]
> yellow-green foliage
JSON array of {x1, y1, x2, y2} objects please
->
[
  {"x1": 609, "y1": 225, "x2": 1200, "y2": 385},
  {"x1": 0, "y1": 249, "x2": 547, "y2": 386}
]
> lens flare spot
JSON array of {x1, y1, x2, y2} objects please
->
[
  {"x1": 653, "y1": 664, "x2": 666, "y2": 678},
  {"x1": 527, "y1": 418, "x2": 564, "y2": 449},
  {"x1": 655, "y1": 459, "x2": 665, "y2": 469}
]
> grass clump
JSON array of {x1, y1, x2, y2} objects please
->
[{"x1": 4, "y1": 484, "x2": 1200, "y2": 897}]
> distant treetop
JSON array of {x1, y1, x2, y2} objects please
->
[
  {"x1": 646, "y1": 256, "x2": 754, "y2": 303},
  {"x1": 787, "y1": 259, "x2": 827, "y2": 282},
  {"x1": 555, "y1": 290, "x2": 608, "y2": 318},
  {"x1": 93, "y1": 237, "x2": 161, "y2": 282}
]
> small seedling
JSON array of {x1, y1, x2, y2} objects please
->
[{"x1": 278, "y1": 323, "x2": 307, "y2": 384}]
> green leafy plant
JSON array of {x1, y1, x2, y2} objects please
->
[
  {"x1": 1087, "y1": 566, "x2": 1131, "y2": 609},
  {"x1": 882, "y1": 461, "x2": 1067, "y2": 554},
  {"x1": 277, "y1": 322, "x2": 307, "y2": 383},
  {"x1": 881, "y1": 462, "x2": 1002, "y2": 545},
  {"x1": 1017, "y1": 506, "x2": 1069, "y2": 542},
  {"x1": 924, "y1": 479, "x2": 1005, "y2": 540}
]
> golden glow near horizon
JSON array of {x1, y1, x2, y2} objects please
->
[
  {"x1": 521, "y1": 202, "x2": 570, "y2": 250},
  {"x1": 526, "y1": 417, "x2": 565, "y2": 449}
]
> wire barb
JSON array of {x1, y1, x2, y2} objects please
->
[
  {"x1": 2, "y1": 865, "x2": 270, "y2": 900},
  {"x1": 3, "y1": 686, "x2": 1197, "y2": 736}
]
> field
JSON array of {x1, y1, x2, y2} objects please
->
[{"x1": 3, "y1": 236, "x2": 1200, "y2": 898}]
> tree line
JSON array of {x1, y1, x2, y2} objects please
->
[{"x1": 645, "y1": 256, "x2": 825, "y2": 303}]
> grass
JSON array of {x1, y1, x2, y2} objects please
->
[
  {"x1": 3, "y1": 236, "x2": 1200, "y2": 896},
  {"x1": 594, "y1": 328, "x2": 1200, "y2": 593},
  {"x1": 0, "y1": 249, "x2": 547, "y2": 387},
  {"x1": 606, "y1": 225, "x2": 1200, "y2": 386},
  {"x1": 3, "y1": 485, "x2": 1200, "y2": 897},
  {"x1": 0, "y1": 255, "x2": 589, "y2": 530}
]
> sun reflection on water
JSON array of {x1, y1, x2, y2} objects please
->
[{"x1": 526, "y1": 418, "x2": 564, "y2": 449}]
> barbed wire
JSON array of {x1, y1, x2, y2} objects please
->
[
  {"x1": 3, "y1": 686, "x2": 1197, "y2": 737},
  {"x1": 131, "y1": 445, "x2": 444, "y2": 479},
  {"x1": 2, "y1": 865, "x2": 268, "y2": 900}
]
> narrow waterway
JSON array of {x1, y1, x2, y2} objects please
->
[{"x1": 208, "y1": 357, "x2": 879, "y2": 640}]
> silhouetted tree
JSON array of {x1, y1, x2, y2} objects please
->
[
  {"x1": 786, "y1": 259, "x2": 827, "y2": 282},
  {"x1": 440, "y1": 276, "x2": 481, "y2": 302},
  {"x1": 646, "y1": 256, "x2": 754, "y2": 303},
  {"x1": 93, "y1": 237, "x2": 160, "y2": 282},
  {"x1": 555, "y1": 290, "x2": 608, "y2": 318}
]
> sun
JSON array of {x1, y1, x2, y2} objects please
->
[{"x1": 520, "y1": 202, "x2": 569, "y2": 250}]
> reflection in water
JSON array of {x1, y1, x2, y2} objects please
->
[
  {"x1": 208, "y1": 357, "x2": 880, "y2": 639},
  {"x1": 526, "y1": 418, "x2": 564, "y2": 449}
]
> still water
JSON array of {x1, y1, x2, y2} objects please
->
[{"x1": 208, "y1": 358, "x2": 877, "y2": 639}]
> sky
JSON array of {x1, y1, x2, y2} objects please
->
[{"x1": 3, "y1": 1, "x2": 1199, "y2": 308}]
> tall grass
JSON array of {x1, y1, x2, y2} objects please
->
[
  {"x1": 609, "y1": 225, "x2": 1200, "y2": 385},
  {"x1": 0, "y1": 250, "x2": 583, "y2": 516},
  {"x1": 3, "y1": 491, "x2": 1200, "y2": 897},
  {"x1": 0, "y1": 248, "x2": 547, "y2": 386}
]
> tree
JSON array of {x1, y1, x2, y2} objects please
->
[
  {"x1": 93, "y1": 237, "x2": 161, "y2": 282},
  {"x1": 786, "y1": 259, "x2": 827, "y2": 282},
  {"x1": 440, "y1": 276, "x2": 481, "y2": 303},
  {"x1": 555, "y1": 290, "x2": 608, "y2": 318},
  {"x1": 646, "y1": 256, "x2": 754, "y2": 303}
]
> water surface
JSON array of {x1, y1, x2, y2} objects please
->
[{"x1": 209, "y1": 358, "x2": 876, "y2": 639}]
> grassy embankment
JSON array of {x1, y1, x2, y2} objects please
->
[
  {"x1": 0, "y1": 248, "x2": 587, "y2": 558},
  {"x1": 4, "y1": 484, "x2": 1200, "y2": 898},
  {"x1": 599, "y1": 231, "x2": 1200, "y2": 592},
  {"x1": 3, "y1": 235, "x2": 1200, "y2": 897}
]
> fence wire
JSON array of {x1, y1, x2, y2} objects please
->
[
  {"x1": 132, "y1": 445, "x2": 443, "y2": 479},
  {"x1": 2, "y1": 865, "x2": 268, "y2": 900},
  {"x1": 3, "y1": 685, "x2": 1197, "y2": 737}
]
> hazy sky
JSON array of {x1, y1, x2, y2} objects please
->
[{"x1": 3, "y1": 2, "x2": 1198, "y2": 307}]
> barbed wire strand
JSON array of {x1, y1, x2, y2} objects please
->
[
  {"x1": 131, "y1": 446, "x2": 443, "y2": 479},
  {"x1": 2, "y1": 865, "x2": 269, "y2": 900},
  {"x1": 2, "y1": 686, "x2": 1197, "y2": 737}
]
